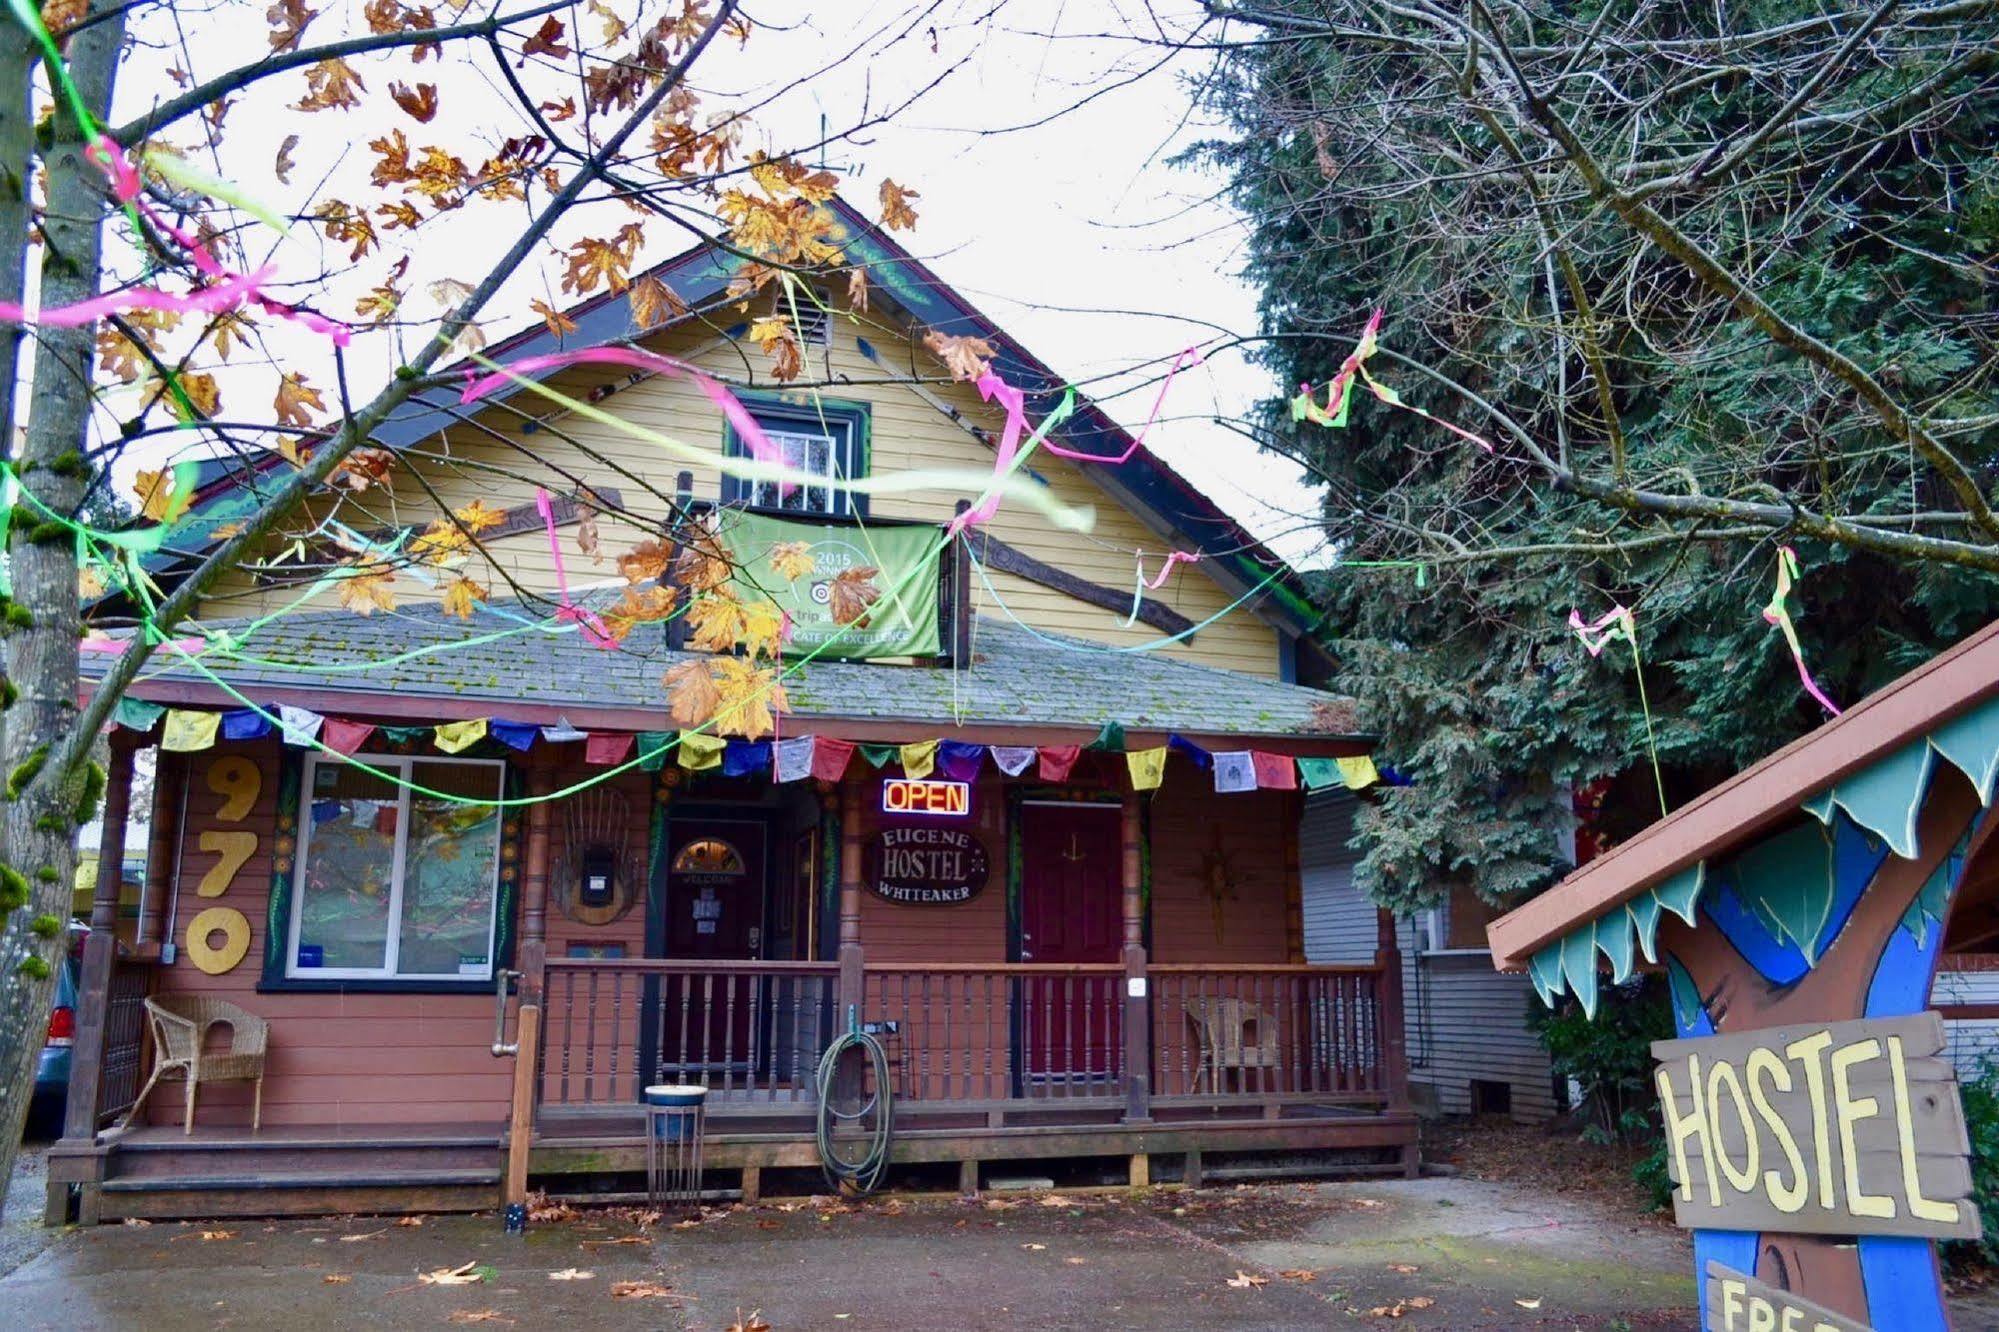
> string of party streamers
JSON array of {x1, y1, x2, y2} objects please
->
[
  {"x1": 1290, "y1": 309, "x2": 1493, "y2": 453},
  {"x1": 1762, "y1": 545, "x2": 1842, "y2": 717},
  {"x1": 1568, "y1": 603, "x2": 1669, "y2": 818}
]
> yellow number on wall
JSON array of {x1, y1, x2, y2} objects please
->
[
  {"x1": 207, "y1": 756, "x2": 261, "y2": 822},
  {"x1": 196, "y1": 831, "x2": 258, "y2": 898},
  {"x1": 185, "y1": 907, "x2": 251, "y2": 976}
]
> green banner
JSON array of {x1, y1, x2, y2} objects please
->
[{"x1": 720, "y1": 512, "x2": 940, "y2": 660}]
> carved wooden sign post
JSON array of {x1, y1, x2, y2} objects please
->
[{"x1": 1485, "y1": 647, "x2": 1999, "y2": 1332}]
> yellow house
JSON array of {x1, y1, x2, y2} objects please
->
[{"x1": 58, "y1": 198, "x2": 1416, "y2": 1225}]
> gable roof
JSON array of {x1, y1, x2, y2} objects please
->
[
  {"x1": 1486, "y1": 617, "x2": 1999, "y2": 971},
  {"x1": 145, "y1": 198, "x2": 1322, "y2": 640},
  {"x1": 82, "y1": 599, "x2": 1364, "y2": 750}
]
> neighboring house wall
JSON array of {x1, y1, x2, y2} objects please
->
[
  {"x1": 1299, "y1": 790, "x2": 1556, "y2": 1123},
  {"x1": 198, "y1": 306, "x2": 1284, "y2": 678},
  {"x1": 1933, "y1": 964, "x2": 1999, "y2": 1073}
]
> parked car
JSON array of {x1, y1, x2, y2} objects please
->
[{"x1": 26, "y1": 924, "x2": 88, "y2": 1141}]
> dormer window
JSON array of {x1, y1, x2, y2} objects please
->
[{"x1": 722, "y1": 396, "x2": 870, "y2": 518}]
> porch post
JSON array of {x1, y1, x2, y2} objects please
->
[
  {"x1": 1374, "y1": 906, "x2": 1419, "y2": 1175},
  {"x1": 63, "y1": 732, "x2": 138, "y2": 1145},
  {"x1": 518, "y1": 769, "x2": 553, "y2": 1005},
  {"x1": 1283, "y1": 791, "x2": 1305, "y2": 963},
  {"x1": 136, "y1": 750, "x2": 183, "y2": 948},
  {"x1": 1120, "y1": 792, "x2": 1151, "y2": 1124},
  {"x1": 836, "y1": 778, "x2": 865, "y2": 1023}
]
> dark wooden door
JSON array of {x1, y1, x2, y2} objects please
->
[
  {"x1": 658, "y1": 818, "x2": 766, "y2": 1080},
  {"x1": 1018, "y1": 802, "x2": 1121, "y2": 1085}
]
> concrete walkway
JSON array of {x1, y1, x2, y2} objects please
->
[{"x1": 0, "y1": 1175, "x2": 1700, "y2": 1330}]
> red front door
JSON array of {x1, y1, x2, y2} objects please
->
[{"x1": 1019, "y1": 802, "x2": 1122, "y2": 1084}]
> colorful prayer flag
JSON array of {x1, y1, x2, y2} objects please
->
[
  {"x1": 585, "y1": 732, "x2": 634, "y2": 766},
  {"x1": 541, "y1": 716, "x2": 588, "y2": 744},
  {"x1": 990, "y1": 746, "x2": 1036, "y2": 776},
  {"x1": 277, "y1": 705, "x2": 324, "y2": 748},
  {"x1": 938, "y1": 742, "x2": 985, "y2": 782},
  {"x1": 1213, "y1": 751, "x2": 1255, "y2": 793},
  {"x1": 811, "y1": 737, "x2": 855, "y2": 782},
  {"x1": 1295, "y1": 757, "x2": 1341, "y2": 791},
  {"x1": 1337, "y1": 755, "x2": 1381, "y2": 790},
  {"x1": 322, "y1": 719, "x2": 376, "y2": 756},
  {"x1": 220, "y1": 708, "x2": 271, "y2": 742},
  {"x1": 433, "y1": 718, "x2": 489, "y2": 754},
  {"x1": 859, "y1": 743, "x2": 898, "y2": 770},
  {"x1": 1089, "y1": 720, "x2": 1126, "y2": 752},
  {"x1": 1251, "y1": 751, "x2": 1297, "y2": 790},
  {"x1": 1038, "y1": 745, "x2": 1082, "y2": 782},
  {"x1": 1168, "y1": 734, "x2": 1212, "y2": 769},
  {"x1": 161, "y1": 710, "x2": 220, "y2": 753},
  {"x1": 775, "y1": 736, "x2": 815, "y2": 783},
  {"x1": 900, "y1": 739, "x2": 939, "y2": 780},
  {"x1": 723, "y1": 740, "x2": 771, "y2": 777},
  {"x1": 1126, "y1": 747, "x2": 1167, "y2": 791},
  {"x1": 679, "y1": 732, "x2": 726, "y2": 772},
  {"x1": 636, "y1": 731, "x2": 674, "y2": 772},
  {"x1": 115, "y1": 697, "x2": 165, "y2": 733},
  {"x1": 488, "y1": 720, "x2": 540, "y2": 752}
]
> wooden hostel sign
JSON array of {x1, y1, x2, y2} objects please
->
[
  {"x1": 1705, "y1": 1263, "x2": 1870, "y2": 1332},
  {"x1": 1653, "y1": 1012, "x2": 1978, "y2": 1240},
  {"x1": 867, "y1": 826, "x2": 989, "y2": 906}
]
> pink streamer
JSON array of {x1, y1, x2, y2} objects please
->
[
  {"x1": 80, "y1": 632, "x2": 201, "y2": 654},
  {"x1": 1039, "y1": 346, "x2": 1203, "y2": 464},
  {"x1": 1142, "y1": 550, "x2": 1199, "y2": 590},
  {"x1": 535, "y1": 487, "x2": 616, "y2": 650},
  {"x1": 946, "y1": 370, "x2": 1027, "y2": 535},
  {"x1": 0, "y1": 138, "x2": 351, "y2": 348},
  {"x1": 1762, "y1": 545, "x2": 1842, "y2": 717},
  {"x1": 460, "y1": 347, "x2": 784, "y2": 471},
  {"x1": 1567, "y1": 604, "x2": 1634, "y2": 657}
]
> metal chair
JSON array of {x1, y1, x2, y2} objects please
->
[
  {"x1": 1185, "y1": 997, "x2": 1280, "y2": 1093},
  {"x1": 127, "y1": 995, "x2": 268, "y2": 1133}
]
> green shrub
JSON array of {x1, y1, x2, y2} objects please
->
[
  {"x1": 1948, "y1": 1058, "x2": 1999, "y2": 1272},
  {"x1": 1525, "y1": 975, "x2": 1673, "y2": 1137}
]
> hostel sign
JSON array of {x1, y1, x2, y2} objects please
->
[
  {"x1": 867, "y1": 826, "x2": 989, "y2": 906},
  {"x1": 1653, "y1": 1012, "x2": 1977, "y2": 1240}
]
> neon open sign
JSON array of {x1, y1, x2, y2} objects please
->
[{"x1": 881, "y1": 778, "x2": 970, "y2": 816}]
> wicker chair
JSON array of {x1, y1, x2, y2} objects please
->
[
  {"x1": 1185, "y1": 997, "x2": 1281, "y2": 1094},
  {"x1": 127, "y1": 995, "x2": 268, "y2": 1133}
]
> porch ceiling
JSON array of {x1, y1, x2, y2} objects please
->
[{"x1": 84, "y1": 603, "x2": 1367, "y2": 750}]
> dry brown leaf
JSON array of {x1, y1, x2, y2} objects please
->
[
  {"x1": 418, "y1": 1260, "x2": 487, "y2": 1286},
  {"x1": 547, "y1": 1268, "x2": 594, "y2": 1280},
  {"x1": 199, "y1": 1229, "x2": 235, "y2": 1241},
  {"x1": 321, "y1": 1274, "x2": 350, "y2": 1283},
  {"x1": 294, "y1": 57, "x2": 365, "y2": 112},
  {"x1": 1020, "y1": 1243, "x2": 1046, "y2": 1251},
  {"x1": 389, "y1": 80, "x2": 439, "y2": 122},
  {"x1": 334, "y1": 566, "x2": 396, "y2": 615},
  {"x1": 610, "y1": 1280, "x2": 676, "y2": 1299},
  {"x1": 338, "y1": 1228, "x2": 387, "y2": 1243},
  {"x1": 1063, "y1": 1257, "x2": 1086, "y2": 1266},
  {"x1": 1279, "y1": 1269, "x2": 1317, "y2": 1281},
  {"x1": 266, "y1": 0, "x2": 318, "y2": 51},
  {"x1": 448, "y1": 1312, "x2": 513, "y2": 1325},
  {"x1": 1387, "y1": 1263, "x2": 1419, "y2": 1274},
  {"x1": 827, "y1": 566, "x2": 880, "y2": 626},
  {"x1": 121, "y1": 1218, "x2": 152, "y2": 1228},
  {"x1": 846, "y1": 266, "x2": 868, "y2": 313},
  {"x1": 1514, "y1": 1297, "x2": 1542, "y2": 1309},
  {"x1": 531, "y1": 298, "x2": 578, "y2": 338},
  {"x1": 664, "y1": 660, "x2": 722, "y2": 728},
  {"x1": 922, "y1": 330, "x2": 995, "y2": 382},
  {"x1": 274, "y1": 133, "x2": 299, "y2": 184},
  {"x1": 629, "y1": 274, "x2": 687, "y2": 330},
  {"x1": 577, "y1": 1236, "x2": 648, "y2": 1249},
  {"x1": 1226, "y1": 1271, "x2": 1269, "y2": 1289},
  {"x1": 618, "y1": 539, "x2": 673, "y2": 584},
  {"x1": 133, "y1": 468, "x2": 193, "y2": 525},
  {"x1": 726, "y1": 1313, "x2": 771, "y2": 1332},
  {"x1": 878, "y1": 178, "x2": 919, "y2": 231},
  {"x1": 440, "y1": 576, "x2": 487, "y2": 619},
  {"x1": 273, "y1": 371, "x2": 324, "y2": 429}
]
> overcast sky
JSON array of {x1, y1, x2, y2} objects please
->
[{"x1": 87, "y1": 0, "x2": 1328, "y2": 563}]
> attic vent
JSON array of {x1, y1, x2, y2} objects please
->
[{"x1": 781, "y1": 297, "x2": 831, "y2": 347}]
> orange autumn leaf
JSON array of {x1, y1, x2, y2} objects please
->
[
  {"x1": 206, "y1": 310, "x2": 256, "y2": 361},
  {"x1": 157, "y1": 370, "x2": 221, "y2": 420},
  {"x1": 294, "y1": 57, "x2": 366, "y2": 112},
  {"x1": 375, "y1": 200, "x2": 423, "y2": 232},
  {"x1": 738, "y1": 598, "x2": 784, "y2": 660},
  {"x1": 408, "y1": 145, "x2": 470, "y2": 202},
  {"x1": 518, "y1": 14, "x2": 569, "y2": 60},
  {"x1": 440, "y1": 575, "x2": 488, "y2": 619},
  {"x1": 846, "y1": 266, "x2": 868, "y2": 313},
  {"x1": 530, "y1": 298, "x2": 577, "y2": 337},
  {"x1": 629, "y1": 274, "x2": 686, "y2": 330},
  {"x1": 827, "y1": 565, "x2": 880, "y2": 626},
  {"x1": 335, "y1": 565, "x2": 397, "y2": 615},
  {"x1": 453, "y1": 499, "x2": 505, "y2": 533},
  {"x1": 684, "y1": 591, "x2": 747, "y2": 653},
  {"x1": 369, "y1": 129, "x2": 413, "y2": 185},
  {"x1": 601, "y1": 584, "x2": 677, "y2": 642},
  {"x1": 923, "y1": 331, "x2": 995, "y2": 383},
  {"x1": 408, "y1": 519, "x2": 471, "y2": 564},
  {"x1": 561, "y1": 224, "x2": 644, "y2": 295},
  {"x1": 273, "y1": 372, "x2": 325, "y2": 428},
  {"x1": 389, "y1": 80, "x2": 439, "y2": 123},
  {"x1": 664, "y1": 660, "x2": 721, "y2": 728},
  {"x1": 768, "y1": 541, "x2": 814, "y2": 581},
  {"x1": 710, "y1": 656, "x2": 785, "y2": 740},
  {"x1": 330, "y1": 447, "x2": 395, "y2": 492},
  {"x1": 355, "y1": 284, "x2": 402, "y2": 324},
  {"x1": 274, "y1": 133, "x2": 299, "y2": 184},
  {"x1": 618, "y1": 539, "x2": 673, "y2": 584},
  {"x1": 40, "y1": 0, "x2": 85, "y2": 37},
  {"x1": 316, "y1": 201, "x2": 378, "y2": 261},
  {"x1": 672, "y1": 527, "x2": 731, "y2": 592},
  {"x1": 878, "y1": 178, "x2": 920, "y2": 231},
  {"x1": 133, "y1": 468, "x2": 192, "y2": 524},
  {"x1": 266, "y1": 0, "x2": 318, "y2": 51}
]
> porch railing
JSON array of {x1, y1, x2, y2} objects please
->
[
  {"x1": 539, "y1": 958, "x2": 838, "y2": 1108},
  {"x1": 1150, "y1": 964, "x2": 1384, "y2": 1102},
  {"x1": 96, "y1": 949, "x2": 153, "y2": 1125},
  {"x1": 862, "y1": 963, "x2": 1126, "y2": 1103},
  {"x1": 533, "y1": 958, "x2": 1395, "y2": 1118}
]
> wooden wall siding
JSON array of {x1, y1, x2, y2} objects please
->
[
  {"x1": 148, "y1": 740, "x2": 511, "y2": 1128},
  {"x1": 1147, "y1": 781, "x2": 1294, "y2": 965},
  {"x1": 1932, "y1": 968, "x2": 1999, "y2": 1072},
  {"x1": 1297, "y1": 795, "x2": 1555, "y2": 1123},
  {"x1": 198, "y1": 314, "x2": 1281, "y2": 678},
  {"x1": 855, "y1": 770, "x2": 1009, "y2": 964}
]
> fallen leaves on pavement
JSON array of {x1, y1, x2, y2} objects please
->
[
  {"x1": 1226, "y1": 1271, "x2": 1269, "y2": 1289},
  {"x1": 726, "y1": 1311, "x2": 771, "y2": 1332},
  {"x1": 1279, "y1": 1269, "x2": 1318, "y2": 1281},
  {"x1": 419, "y1": 1261, "x2": 490, "y2": 1286},
  {"x1": 447, "y1": 1313, "x2": 513, "y2": 1326},
  {"x1": 610, "y1": 1280, "x2": 679, "y2": 1299},
  {"x1": 547, "y1": 1268, "x2": 594, "y2": 1281},
  {"x1": 1366, "y1": 1297, "x2": 1436, "y2": 1318}
]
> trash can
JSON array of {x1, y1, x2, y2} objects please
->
[{"x1": 643, "y1": 1083, "x2": 706, "y2": 1206}]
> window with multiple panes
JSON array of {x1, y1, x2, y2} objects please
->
[
  {"x1": 724, "y1": 400, "x2": 867, "y2": 518},
  {"x1": 287, "y1": 755, "x2": 506, "y2": 981}
]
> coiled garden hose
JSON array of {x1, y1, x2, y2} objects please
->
[{"x1": 814, "y1": 1007, "x2": 893, "y2": 1195}]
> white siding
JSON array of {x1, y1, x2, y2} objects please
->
[
  {"x1": 1296, "y1": 795, "x2": 1556, "y2": 1123},
  {"x1": 1935, "y1": 968, "x2": 1999, "y2": 1073},
  {"x1": 1300, "y1": 792, "x2": 1376, "y2": 964}
]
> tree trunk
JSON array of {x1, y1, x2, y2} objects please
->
[{"x1": 0, "y1": 0, "x2": 127, "y2": 1214}]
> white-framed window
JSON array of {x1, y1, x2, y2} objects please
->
[
  {"x1": 287, "y1": 754, "x2": 506, "y2": 981},
  {"x1": 747, "y1": 426, "x2": 847, "y2": 515}
]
